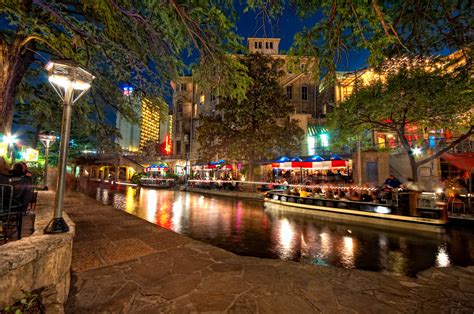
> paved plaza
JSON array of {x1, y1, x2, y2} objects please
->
[{"x1": 36, "y1": 192, "x2": 474, "y2": 313}]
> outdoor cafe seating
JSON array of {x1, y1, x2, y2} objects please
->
[{"x1": 0, "y1": 184, "x2": 25, "y2": 243}]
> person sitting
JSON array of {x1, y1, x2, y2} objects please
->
[
  {"x1": 0, "y1": 157, "x2": 10, "y2": 184},
  {"x1": 325, "y1": 190, "x2": 334, "y2": 199},
  {"x1": 361, "y1": 192, "x2": 373, "y2": 202},
  {"x1": 384, "y1": 175, "x2": 401, "y2": 189},
  {"x1": 9, "y1": 163, "x2": 34, "y2": 212},
  {"x1": 349, "y1": 191, "x2": 362, "y2": 201},
  {"x1": 299, "y1": 188, "x2": 308, "y2": 198},
  {"x1": 337, "y1": 191, "x2": 348, "y2": 201}
]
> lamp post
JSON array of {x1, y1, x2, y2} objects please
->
[
  {"x1": 39, "y1": 133, "x2": 56, "y2": 190},
  {"x1": 44, "y1": 60, "x2": 94, "y2": 234},
  {"x1": 3, "y1": 134, "x2": 17, "y2": 162}
]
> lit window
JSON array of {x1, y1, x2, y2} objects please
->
[
  {"x1": 320, "y1": 133, "x2": 329, "y2": 147},
  {"x1": 286, "y1": 85, "x2": 293, "y2": 100},
  {"x1": 302, "y1": 85, "x2": 308, "y2": 101},
  {"x1": 200, "y1": 92, "x2": 205, "y2": 104}
]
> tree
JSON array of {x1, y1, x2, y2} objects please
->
[
  {"x1": 289, "y1": 0, "x2": 473, "y2": 74},
  {"x1": 0, "y1": 0, "x2": 250, "y2": 134},
  {"x1": 327, "y1": 62, "x2": 474, "y2": 181},
  {"x1": 197, "y1": 53, "x2": 305, "y2": 180}
]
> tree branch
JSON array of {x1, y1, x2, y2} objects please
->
[{"x1": 416, "y1": 126, "x2": 474, "y2": 166}]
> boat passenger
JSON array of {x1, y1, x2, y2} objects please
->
[
  {"x1": 325, "y1": 190, "x2": 334, "y2": 199},
  {"x1": 349, "y1": 191, "x2": 362, "y2": 201},
  {"x1": 299, "y1": 188, "x2": 308, "y2": 198},
  {"x1": 337, "y1": 191, "x2": 348, "y2": 201},
  {"x1": 361, "y1": 192, "x2": 373, "y2": 202},
  {"x1": 384, "y1": 175, "x2": 401, "y2": 189}
]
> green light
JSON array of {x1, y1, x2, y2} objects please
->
[{"x1": 320, "y1": 133, "x2": 329, "y2": 147}]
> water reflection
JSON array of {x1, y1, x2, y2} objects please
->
[{"x1": 86, "y1": 184, "x2": 474, "y2": 276}]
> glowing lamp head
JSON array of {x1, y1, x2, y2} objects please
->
[
  {"x1": 46, "y1": 60, "x2": 94, "y2": 104},
  {"x1": 412, "y1": 147, "x2": 423, "y2": 156},
  {"x1": 3, "y1": 134, "x2": 17, "y2": 145}
]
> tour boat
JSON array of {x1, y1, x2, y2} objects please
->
[
  {"x1": 264, "y1": 190, "x2": 448, "y2": 232},
  {"x1": 139, "y1": 178, "x2": 176, "y2": 189}
]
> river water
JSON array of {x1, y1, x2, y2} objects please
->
[{"x1": 89, "y1": 185, "x2": 474, "y2": 277}]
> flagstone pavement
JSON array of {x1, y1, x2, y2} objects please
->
[{"x1": 38, "y1": 192, "x2": 474, "y2": 313}]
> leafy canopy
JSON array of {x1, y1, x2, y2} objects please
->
[
  {"x1": 197, "y1": 53, "x2": 304, "y2": 163},
  {"x1": 0, "y1": 0, "x2": 251, "y2": 138},
  {"x1": 327, "y1": 61, "x2": 474, "y2": 170}
]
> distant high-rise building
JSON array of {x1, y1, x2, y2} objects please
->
[
  {"x1": 116, "y1": 87, "x2": 140, "y2": 152},
  {"x1": 139, "y1": 98, "x2": 161, "y2": 151}
]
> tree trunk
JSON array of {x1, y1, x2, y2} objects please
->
[
  {"x1": 0, "y1": 39, "x2": 35, "y2": 134},
  {"x1": 247, "y1": 160, "x2": 254, "y2": 182},
  {"x1": 408, "y1": 154, "x2": 418, "y2": 182}
]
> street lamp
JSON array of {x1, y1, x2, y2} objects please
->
[
  {"x1": 3, "y1": 134, "x2": 17, "y2": 162},
  {"x1": 44, "y1": 60, "x2": 94, "y2": 234},
  {"x1": 39, "y1": 133, "x2": 56, "y2": 190}
]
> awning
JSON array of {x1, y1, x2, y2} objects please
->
[{"x1": 442, "y1": 153, "x2": 474, "y2": 171}]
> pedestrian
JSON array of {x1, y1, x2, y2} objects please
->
[{"x1": 384, "y1": 174, "x2": 401, "y2": 189}]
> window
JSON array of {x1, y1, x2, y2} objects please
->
[
  {"x1": 199, "y1": 91, "x2": 205, "y2": 104},
  {"x1": 180, "y1": 83, "x2": 187, "y2": 91},
  {"x1": 210, "y1": 89, "x2": 216, "y2": 101},
  {"x1": 176, "y1": 141, "x2": 181, "y2": 155},
  {"x1": 177, "y1": 101, "x2": 183, "y2": 113},
  {"x1": 258, "y1": 42, "x2": 262, "y2": 49},
  {"x1": 301, "y1": 85, "x2": 308, "y2": 101},
  {"x1": 265, "y1": 42, "x2": 269, "y2": 49},
  {"x1": 286, "y1": 85, "x2": 293, "y2": 99},
  {"x1": 270, "y1": 42, "x2": 273, "y2": 49},
  {"x1": 254, "y1": 42, "x2": 258, "y2": 49}
]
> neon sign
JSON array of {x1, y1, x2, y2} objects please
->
[{"x1": 164, "y1": 134, "x2": 172, "y2": 155}]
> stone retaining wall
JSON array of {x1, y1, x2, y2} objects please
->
[{"x1": 0, "y1": 192, "x2": 75, "y2": 313}]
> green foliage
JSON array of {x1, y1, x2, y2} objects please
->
[
  {"x1": 288, "y1": 0, "x2": 473, "y2": 77},
  {"x1": 197, "y1": 53, "x2": 305, "y2": 164},
  {"x1": 0, "y1": 0, "x2": 245, "y2": 135},
  {"x1": 327, "y1": 62, "x2": 474, "y2": 178},
  {"x1": 131, "y1": 172, "x2": 146, "y2": 185},
  {"x1": 2, "y1": 289, "x2": 44, "y2": 313}
]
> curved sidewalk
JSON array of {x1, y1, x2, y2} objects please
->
[{"x1": 57, "y1": 192, "x2": 474, "y2": 313}]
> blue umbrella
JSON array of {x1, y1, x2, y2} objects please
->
[
  {"x1": 305, "y1": 155, "x2": 324, "y2": 162},
  {"x1": 330, "y1": 154, "x2": 343, "y2": 160},
  {"x1": 291, "y1": 156, "x2": 303, "y2": 162},
  {"x1": 275, "y1": 156, "x2": 290, "y2": 162}
]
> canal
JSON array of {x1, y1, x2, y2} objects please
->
[{"x1": 89, "y1": 185, "x2": 474, "y2": 277}]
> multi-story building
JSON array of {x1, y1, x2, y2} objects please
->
[
  {"x1": 116, "y1": 87, "x2": 140, "y2": 152},
  {"x1": 171, "y1": 37, "x2": 320, "y2": 168},
  {"x1": 139, "y1": 98, "x2": 161, "y2": 151}
]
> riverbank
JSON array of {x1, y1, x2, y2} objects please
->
[{"x1": 51, "y1": 191, "x2": 474, "y2": 312}]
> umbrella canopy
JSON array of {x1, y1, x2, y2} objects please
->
[{"x1": 305, "y1": 155, "x2": 325, "y2": 162}]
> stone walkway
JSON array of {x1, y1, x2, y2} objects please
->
[{"x1": 50, "y1": 192, "x2": 474, "y2": 313}]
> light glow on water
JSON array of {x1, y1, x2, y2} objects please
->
[
  {"x1": 87, "y1": 185, "x2": 474, "y2": 277},
  {"x1": 436, "y1": 245, "x2": 451, "y2": 267}
]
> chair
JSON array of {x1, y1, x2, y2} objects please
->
[
  {"x1": 448, "y1": 197, "x2": 466, "y2": 213},
  {"x1": 26, "y1": 190, "x2": 38, "y2": 214},
  {"x1": 0, "y1": 184, "x2": 23, "y2": 243}
]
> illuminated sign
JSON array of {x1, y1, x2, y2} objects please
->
[
  {"x1": 122, "y1": 86, "x2": 134, "y2": 96},
  {"x1": 0, "y1": 143, "x2": 7, "y2": 157},
  {"x1": 164, "y1": 134, "x2": 172, "y2": 155},
  {"x1": 22, "y1": 148, "x2": 39, "y2": 162}
]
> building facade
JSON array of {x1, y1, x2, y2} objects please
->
[
  {"x1": 115, "y1": 88, "x2": 140, "y2": 152},
  {"x1": 171, "y1": 37, "x2": 321, "y2": 168}
]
